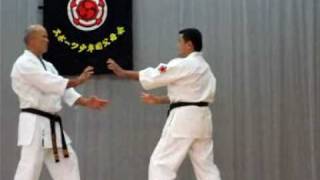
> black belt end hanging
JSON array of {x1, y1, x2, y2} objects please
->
[{"x1": 63, "y1": 149, "x2": 70, "y2": 158}]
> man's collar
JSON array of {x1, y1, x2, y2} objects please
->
[
  {"x1": 185, "y1": 51, "x2": 202, "y2": 58},
  {"x1": 24, "y1": 50, "x2": 42, "y2": 59}
]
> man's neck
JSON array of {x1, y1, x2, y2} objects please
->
[{"x1": 27, "y1": 48, "x2": 42, "y2": 58}]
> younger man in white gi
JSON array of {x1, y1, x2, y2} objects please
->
[
  {"x1": 107, "y1": 28, "x2": 222, "y2": 180},
  {"x1": 11, "y1": 24, "x2": 108, "y2": 180}
]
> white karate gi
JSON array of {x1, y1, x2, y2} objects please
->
[
  {"x1": 11, "y1": 50, "x2": 81, "y2": 180},
  {"x1": 139, "y1": 52, "x2": 222, "y2": 180}
]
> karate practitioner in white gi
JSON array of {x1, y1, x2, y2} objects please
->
[
  {"x1": 107, "y1": 28, "x2": 222, "y2": 180},
  {"x1": 11, "y1": 24, "x2": 109, "y2": 180}
]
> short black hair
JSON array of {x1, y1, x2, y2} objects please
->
[{"x1": 179, "y1": 28, "x2": 202, "y2": 51}]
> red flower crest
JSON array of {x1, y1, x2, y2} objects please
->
[{"x1": 158, "y1": 65, "x2": 167, "y2": 73}]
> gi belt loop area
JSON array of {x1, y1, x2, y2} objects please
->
[{"x1": 20, "y1": 108, "x2": 69, "y2": 163}]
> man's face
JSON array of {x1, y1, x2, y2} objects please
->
[
  {"x1": 30, "y1": 27, "x2": 49, "y2": 54},
  {"x1": 177, "y1": 34, "x2": 191, "y2": 57}
]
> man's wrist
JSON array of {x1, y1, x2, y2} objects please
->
[
  {"x1": 77, "y1": 97, "x2": 89, "y2": 106},
  {"x1": 159, "y1": 96, "x2": 170, "y2": 104},
  {"x1": 78, "y1": 75, "x2": 85, "y2": 84},
  {"x1": 123, "y1": 70, "x2": 129, "y2": 78}
]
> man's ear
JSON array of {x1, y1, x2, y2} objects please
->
[{"x1": 187, "y1": 41, "x2": 194, "y2": 50}]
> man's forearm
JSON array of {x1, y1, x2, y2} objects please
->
[
  {"x1": 123, "y1": 70, "x2": 139, "y2": 80},
  {"x1": 66, "y1": 78, "x2": 81, "y2": 89}
]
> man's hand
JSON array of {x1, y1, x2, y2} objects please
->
[
  {"x1": 78, "y1": 66, "x2": 94, "y2": 84},
  {"x1": 85, "y1": 96, "x2": 109, "y2": 109},
  {"x1": 106, "y1": 58, "x2": 126, "y2": 78},
  {"x1": 140, "y1": 92, "x2": 160, "y2": 105},
  {"x1": 140, "y1": 92, "x2": 170, "y2": 105},
  {"x1": 76, "y1": 96, "x2": 109, "y2": 109},
  {"x1": 67, "y1": 66, "x2": 94, "y2": 88}
]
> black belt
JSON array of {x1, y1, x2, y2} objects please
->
[
  {"x1": 167, "y1": 102, "x2": 209, "y2": 116},
  {"x1": 21, "y1": 108, "x2": 69, "y2": 163}
]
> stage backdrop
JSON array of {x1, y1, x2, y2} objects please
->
[{"x1": 43, "y1": 0, "x2": 132, "y2": 75}]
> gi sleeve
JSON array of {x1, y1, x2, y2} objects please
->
[
  {"x1": 139, "y1": 59, "x2": 191, "y2": 90},
  {"x1": 63, "y1": 88, "x2": 82, "y2": 106},
  {"x1": 47, "y1": 62, "x2": 81, "y2": 106},
  {"x1": 14, "y1": 58, "x2": 68, "y2": 96}
]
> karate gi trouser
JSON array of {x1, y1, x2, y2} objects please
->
[
  {"x1": 148, "y1": 133, "x2": 221, "y2": 180},
  {"x1": 14, "y1": 126, "x2": 80, "y2": 180}
]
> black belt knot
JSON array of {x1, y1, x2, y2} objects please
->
[{"x1": 21, "y1": 108, "x2": 69, "y2": 163}]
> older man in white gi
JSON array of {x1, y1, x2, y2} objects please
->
[
  {"x1": 11, "y1": 24, "x2": 108, "y2": 180},
  {"x1": 107, "y1": 28, "x2": 222, "y2": 180}
]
